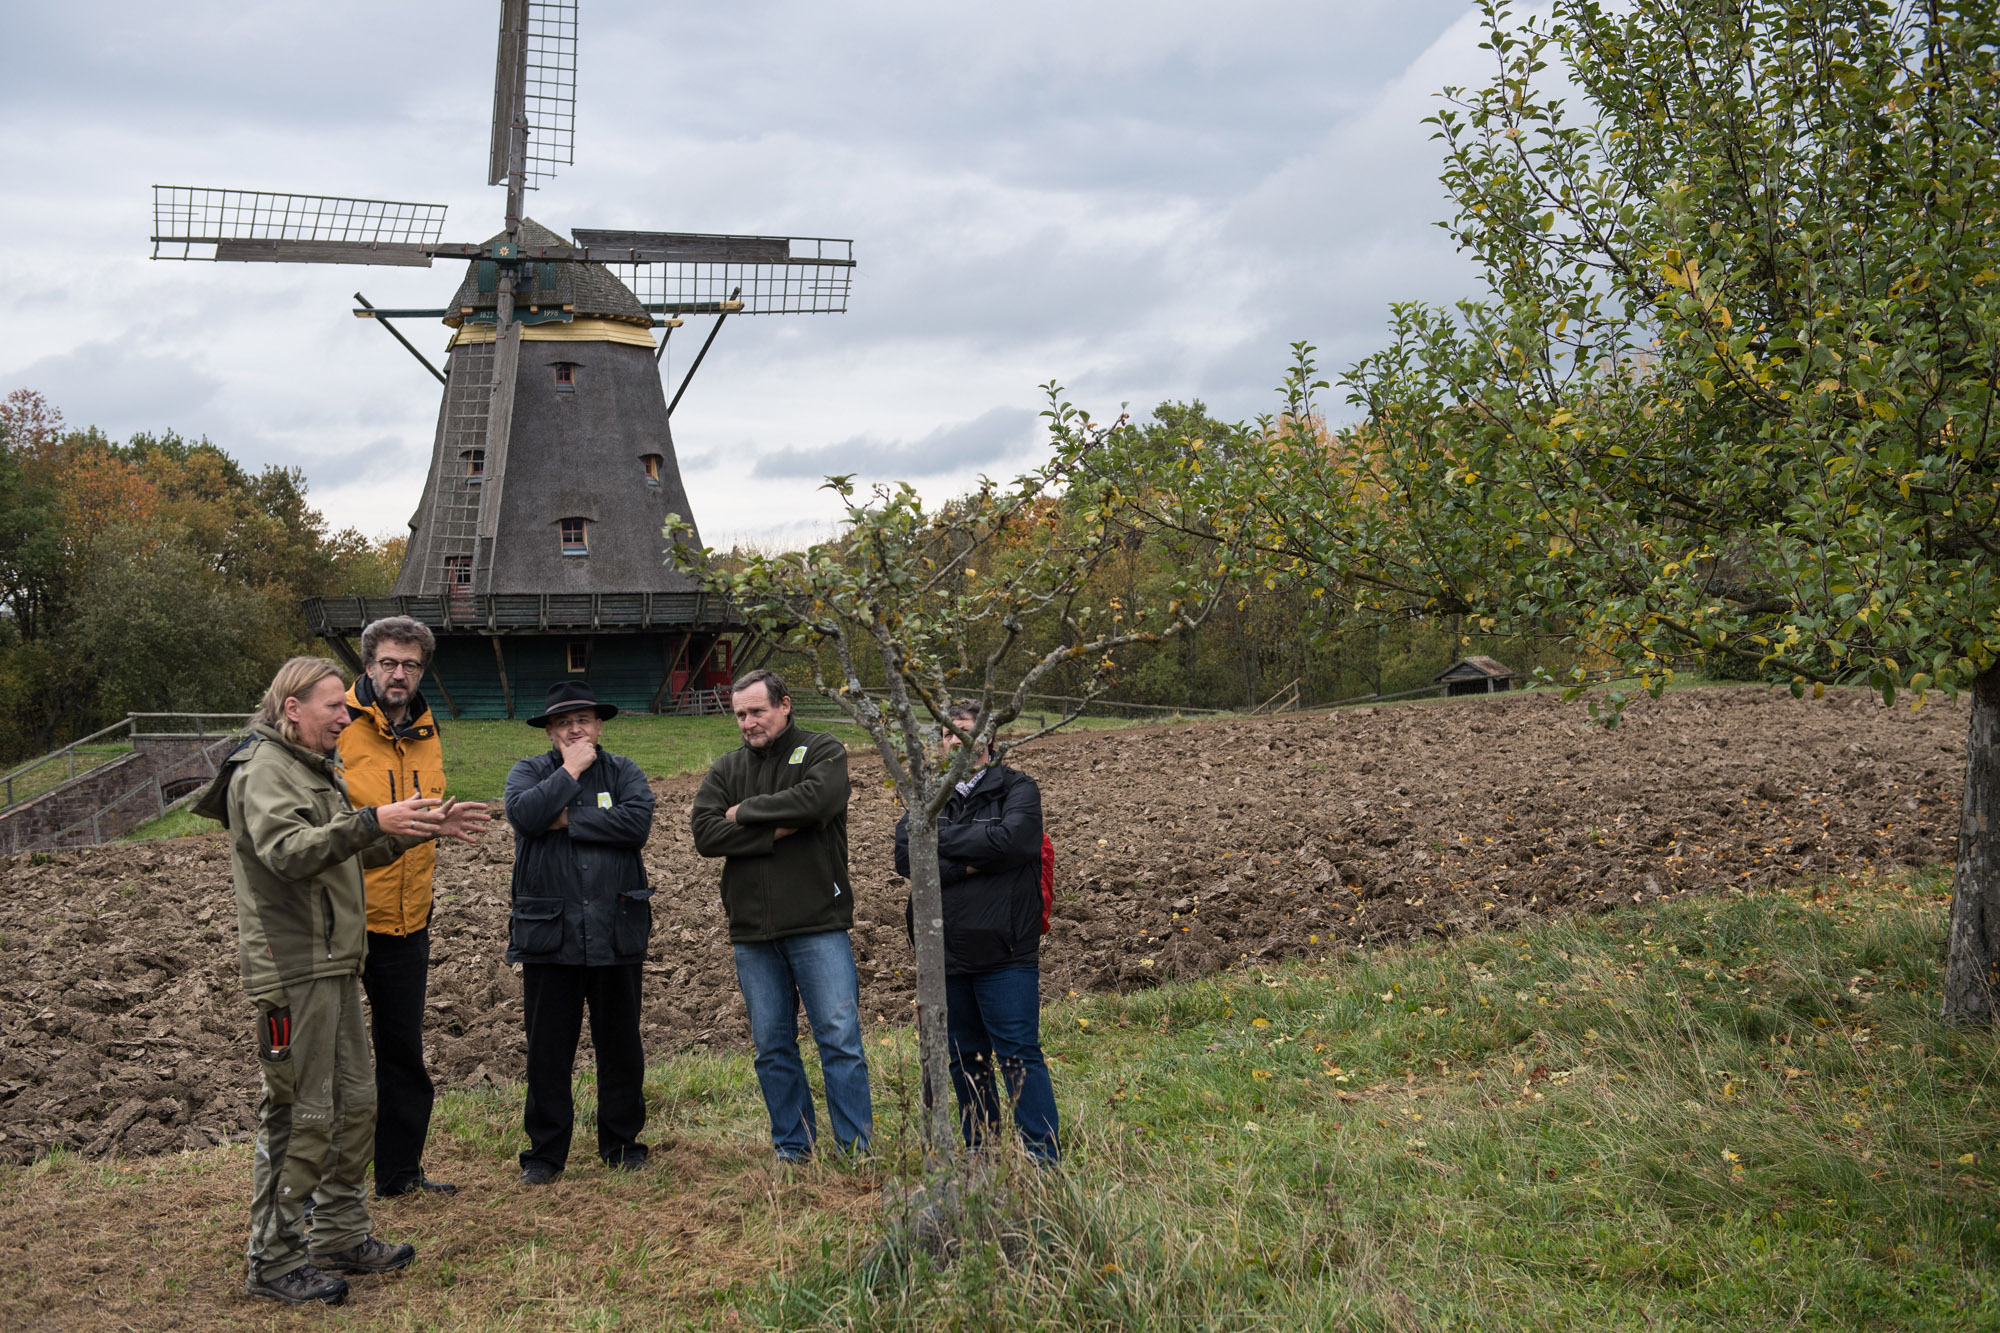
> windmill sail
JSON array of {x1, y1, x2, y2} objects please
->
[
  {"x1": 157, "y1": 0, "x2": 851, "y2": 718},
  {"x1": 575, "y1": 230, "x2": 855, "y2": 314},
  {"x1": 473, "y1": 323, "x2": 524, "y2": 596},
  {"x1": 489, "y1": 0, "x2": 577, "y2": 188},
  {"x1": 151, "y1": 187, "x2": 446, "y2": 265}
]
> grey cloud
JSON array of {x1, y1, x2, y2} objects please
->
[
  {"x1": 751, "y1": 406, "x2": 1040, "y2": 481},
  {"x1": 4, "y1": 0, "x2": 1495, "y2": 549},
  {"x1": 1, "y1": 342, "x2": 222, "y2": 443}
]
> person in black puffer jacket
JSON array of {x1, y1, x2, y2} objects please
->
[
  {"x1": 503, "y1": 682, "x2": 657, "y2": 1184},
  {"x1": 893, "y1": 702, "x2": 1058, "y2": 1162}
]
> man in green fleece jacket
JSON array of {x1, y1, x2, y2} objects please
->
[
  {"x1": 692, "y1": 669, "x2": 872, "y2": 1160},
  {"x1": 197, "y1": 656, "x2": 488, "y2": 1306}
]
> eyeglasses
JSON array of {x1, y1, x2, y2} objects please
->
[{"x1": 373, "y1": 657, "x2": 425, "y2": 676}]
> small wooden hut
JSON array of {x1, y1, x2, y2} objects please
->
[{"x1": 1433, "y1": 656, "x2": 1517, "y2": 696}]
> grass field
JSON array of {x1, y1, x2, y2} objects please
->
[{"x1": 5, "y1": 868, "x2": 1995, "y2": 1329}]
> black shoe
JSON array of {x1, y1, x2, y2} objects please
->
[
  {"x1": 315, "y1": 1237, "x2": 416, "y2": 1275},
  {"x1": 519, "y1": 1162, "x2": 561, "y2": 1186},
  {"x1": 245, "y1": 1262, "x2": 349, "y2": 1306},
  {"x1": 602, "y1": 1151, "x2": 649, "y2": 1171},
  {"x1": 378, "y1": 1176, "x2": 458, "y2": 1199}
]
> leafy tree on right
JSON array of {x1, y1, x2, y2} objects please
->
[{"x1": 1178, "y1": 1, "x2": 2000, "y2": 1017}]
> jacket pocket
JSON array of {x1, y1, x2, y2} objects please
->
[
  {"x1": 510, "y1": 896, "x2": 566, "y2": 957},
  {"x1": 613, "y1": 887, "x2": 654, "y2": 959}
]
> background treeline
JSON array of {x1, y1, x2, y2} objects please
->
[
  {"x1": 0, "y1": 389, "x2": 400, "y2": 763},
  {"x1": 0, "y1": 384, "x2": 1584, "y2": 767},
  {"x1": 738, "y1": 400, "x2": 1589, "y2": 714}
]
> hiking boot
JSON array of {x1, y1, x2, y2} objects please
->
[
  {"x1": 377, "y1": 1176, "x2": 458, "y2": 1199},
  {"x1": 245, "y1": 1262, "x2": 349, "y2": 1306},
  {"x1": 315, "y1": 1236, "x2": 416, "y2": 1274},
  {"x1": 519, "y1": 1162, "x2": 561, "y2": 1186}
]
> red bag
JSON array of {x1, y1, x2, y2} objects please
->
[{"x1": 1039, "y1": 834, "x2": 1055, "y2": 934}]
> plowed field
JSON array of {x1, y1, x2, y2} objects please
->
[{"x1": 0, "y1": 687, "x2": 1964, "y2": 1163}]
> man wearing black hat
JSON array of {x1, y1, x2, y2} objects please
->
[{"x1": 502, "y1": 682, "x2": 657, "y2": 1185}]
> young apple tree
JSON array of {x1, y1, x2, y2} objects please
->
[{"x1": 671, "y1": 391, "x2": 1233, "y2": 1165}]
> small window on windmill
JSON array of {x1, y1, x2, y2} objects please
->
[
  {"x1": 641, "y1": 454, "x2": 662, "y2": 487},
  {"x1": 443, "y1": 554, "x2": 472, "y2": 586},
  {"x1": 553, "y1": 362, "x2": 578, "y2": 392},
  {"x1": 463, "y1": 448, "x2": 485, "y2": 483},
  {"x1": 560, "y1": 517, "x2": 588, "y2": 556},
  {"x1": 566, "y1": 641, "x2": 589, "y2": 674}
]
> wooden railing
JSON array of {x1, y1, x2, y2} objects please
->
[{"x1": 300, "y1": 592, "x2": 744, "y2": 635}]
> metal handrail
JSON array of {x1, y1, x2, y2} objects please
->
[
  {"x1": 2, "y1": 713, "x2": 251, "y2": 811},
  {"x1": 18, "y1": 732, "x2": 239, "y2": 852},
  {"x1": 1, "y1": 717, "x2": 137, "y2": 809}
]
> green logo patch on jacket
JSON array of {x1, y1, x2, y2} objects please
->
[{"x1": 788, "y1": 745, "x2": 807, "y2": 765}]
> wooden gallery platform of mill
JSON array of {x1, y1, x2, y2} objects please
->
[{"x1": 149, "y1": 0, "x2": 854, "y2": 717}]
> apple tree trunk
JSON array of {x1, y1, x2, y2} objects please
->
[
  {"x1": 1944, "y1": 666, "x2": 2000, "y2": 1022},
  {"x1": 903, "y1": 812, "x2": 957, "y2": 1165}
]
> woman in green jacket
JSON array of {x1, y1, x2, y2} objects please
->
[{"x1": 199, "y1": 656, "x2": 485, "y2": 1305}]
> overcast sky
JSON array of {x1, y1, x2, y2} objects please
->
[{"x1": 0, "y1": 1, "x2": 1498, "y2": 549}]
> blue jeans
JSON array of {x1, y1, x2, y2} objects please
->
[
  {"x1": 946, "y1": 965, "x2": 1059, "y2": 1162},
  {"x1": 732, "y1": 930, "x2": 873, "y2": 1158}
]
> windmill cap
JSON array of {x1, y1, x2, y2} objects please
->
[
  {"x1": 446, "y1": 217, "x2": 651, "y2": 329},
  {"x1": 528, "y1": 680, "x2": 620, "y2": 727}
]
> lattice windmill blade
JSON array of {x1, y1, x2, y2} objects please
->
[
  {"x1": 489, "y1": 0, "x2": 577, "y2": 189},
  {"x1": 151, "y1": 186, "x2": 447, "y2": 266},
  {"x1": 573, "y1": 230, "x2": 855, "y2": 314}
]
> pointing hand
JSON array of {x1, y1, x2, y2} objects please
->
[{"x1": 376, "y1": 795, "x2": 443, "y2": 838}]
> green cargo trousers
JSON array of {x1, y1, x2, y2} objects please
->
[{"x1": 246, "y1": 973, "x2": 377, "y2": 1281}]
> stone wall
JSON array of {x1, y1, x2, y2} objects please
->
[{"x1": 0, "y1": 734, "x2": 241, "y2": 855}]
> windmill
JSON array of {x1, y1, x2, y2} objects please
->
[{"x1": 151, "y1": 0, "x2": 852, "y2": 718}]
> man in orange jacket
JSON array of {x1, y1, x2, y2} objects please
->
[{"x1": 338, "y1": 616, "x2": 488, "y2": 1198}]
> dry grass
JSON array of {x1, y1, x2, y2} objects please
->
[
  {"x1": 0, "y1": 1128, "x2": 879, "y2": 1331},
  {"x1": 7, "y1": 874, "x2": 1998, "y2": 1330}
]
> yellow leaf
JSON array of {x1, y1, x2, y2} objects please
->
[
  {"x1": 1251, "y1": 1018, "x2": 1271, "y2": 1028},
  {"x1": 1960, "y1": 1152, "x2": 1978, "y2": 1165},
  {"x1": 1252, "y1": 1069, "x2": 1271, "y2": 1081}
]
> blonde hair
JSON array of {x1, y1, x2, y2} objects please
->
[{"x1": 255, "y1": 656, "x2": 347, "y2": 747}]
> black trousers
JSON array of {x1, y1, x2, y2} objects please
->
[
  {"x1": 361, "y1": 928, "x2": 435, "y2": 1193},
  {"x1": 520, "y1": 963, "x2": 647, "y2": 1171}
]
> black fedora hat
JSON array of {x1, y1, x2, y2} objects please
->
[{"x1": 527, "y1": 680, "x2": 619, "y2": 727}]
